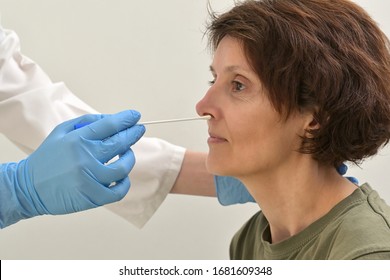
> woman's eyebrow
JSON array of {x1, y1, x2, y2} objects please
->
[
  {"x1": 210, "y1": 64, "x2": 253, "y2": 76},
  {"x1": 226, "y1": 65, "x2": 241, "y2": 72},
  {"x1": 209, "y1": 65, "x2": 245, "y2": 73}
]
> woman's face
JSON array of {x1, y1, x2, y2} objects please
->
[{"x1": 196, "y1": 36, "x2": 310, "y2": 179}]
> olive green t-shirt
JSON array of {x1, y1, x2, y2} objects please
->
[{"x1": 230, "y1": 184, "x2": 390, "y2": 259}]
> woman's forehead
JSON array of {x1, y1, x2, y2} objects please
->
[{"x1": 212, "y1": 37, "x2": 253, "y2": 71}]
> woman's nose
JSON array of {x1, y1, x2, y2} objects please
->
[{"x1": 196, "y1": 87, "x2": 217, "y2": 118}]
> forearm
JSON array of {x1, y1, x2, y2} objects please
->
[
  {"x1": 0, "y1": 27, "x2": 97, "y2": 153},
  {"x1": 170, "y1": 150, "x2": 216, "y2": 197}
]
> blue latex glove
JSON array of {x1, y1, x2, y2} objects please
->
[
  {"x1": 336, "y1": 164, "x2": 359, "y2": 184},
  {"x1": 0, "y1": 110, "x2": 145, "y2": 228},
  {"x1": 215, "y1": 163, "x2": 359, "y2": 205},
  {"x1": 215, "y1": 176, "x2": 255, "y2": 205}
]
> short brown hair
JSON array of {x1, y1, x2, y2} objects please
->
[{"x1": 206, "y1": 0, "x2": 390, "y2": 167}]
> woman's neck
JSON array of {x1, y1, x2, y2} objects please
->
[{"x1": 238, "y1": 159, "x2": 357, "y2": 244}]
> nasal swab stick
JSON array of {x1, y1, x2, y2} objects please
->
[
  {"x1": 73, "y1": 115, "x2": 210, "y2": 129},
  {"x1": 139, "y1": 115, "x2": 211, "y2": 125}
]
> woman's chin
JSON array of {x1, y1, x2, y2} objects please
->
[{"x1": 206, "y1": 159, "x2": 233, "y2": 177}]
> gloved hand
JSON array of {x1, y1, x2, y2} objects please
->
[
  {"x1": 215, "y1": 176, "x2": 255, "y2": 206},
  {"x1": 336, "y1": 164, "x2": 359, "y2": 184},
  {"x1": 215, "y1": 163, "x2": 359, "y2": 206},
  {"x1": 0, "y1": 110, "x2": 145, "y2": 228}
]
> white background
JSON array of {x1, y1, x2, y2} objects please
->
[{"x1": 0, "y1": 0, "x2": 389, "y2": 259}]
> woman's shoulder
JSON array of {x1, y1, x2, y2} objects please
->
[{"x1": 325, "y1": 183, "x2": 390, "y2": 259}]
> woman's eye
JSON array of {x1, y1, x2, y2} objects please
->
[
  {"x1": 233, "y1": 81, "x2": 245, "y2": 92},
  {"x1": 208, "y1": 79, "x2": 215, "y2": 86}
]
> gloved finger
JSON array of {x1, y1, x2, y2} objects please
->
[
  {"x1": 76, "y1": 169, "x2": 129, "y2": 206},
  {"x1": 86, "y1": 177, "x2": 130, "y2": 205},
  {"x1": 78, "y1": 110, "x2": 142, "y2": 140},
  {"x1": 346, "y1": 176, "x2": 359, "y2": 185},
  {"x1": 48, "y1": 114, "x2": 105, "y2": 138},
  {"x1": 91, "y1": 125, "x2": 145, "y2": 163},
  {"x1": 336, "y1": 163, "x2": 348, "y2": 175},
  {"x1": 106, "y1": 177, "x2": 131, "y2": 202},
  {"x1": 91, "y1": 149, "x2": 136, "y2": 186}
]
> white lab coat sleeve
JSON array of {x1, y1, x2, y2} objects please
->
[
  {"x1": 106, "y1": 138, "x2": 185, "y2": 227},
  {"x1": 0, "y1": 28, "x2": 100, "y2": 153},
  {"x1": 0, "y1": 27, "x2": 186, "y2": 227}
]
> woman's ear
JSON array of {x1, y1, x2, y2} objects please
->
[
  {"x1": 307, "y1": 117, "x2": 320, "y2": 130},
  {"x1": 303, "y1": 110, "x2": 320, "y2": 138}
]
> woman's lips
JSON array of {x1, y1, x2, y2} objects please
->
[{"x1": 208, "y1": 133, "x2": 228, "y2": 144}]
